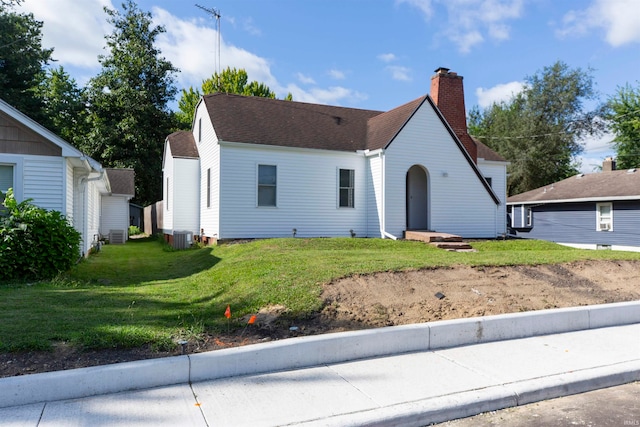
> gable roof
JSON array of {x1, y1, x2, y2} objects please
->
[
  {"x1": 202, "y1": 93, "x2": 382, "y2": 152},
  {"x1": 105, "y1": 168, "x2": 135, "y2": 196},
  {"x1": 366, "y1": 96, "x2": 426, "y2": 150},
  {"x1": 167, "y1": 131, "x2": 198, "y2": 158},
  {"x1": 508, "y1": 169, "x2": 640, "y2": 204},
  {"x1": 474, "y1": 138, "x2": 507, "y2": 162}
]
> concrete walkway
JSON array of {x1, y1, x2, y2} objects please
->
[{"x1": 1, "y1": 301, "x2": 639, "y2": 426}]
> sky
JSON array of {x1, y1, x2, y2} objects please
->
[{"x1": 17, "y1": 0, "x2": 640, "y2": 173}]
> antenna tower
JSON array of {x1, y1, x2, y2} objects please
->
[{"x1": 195, "y1": 4, "x2": 221, "y2": 75}]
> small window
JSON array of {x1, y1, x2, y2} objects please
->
[
  {"x1": 166, "y1": 177, "x2": 170, "y2": 211},
  {"x1": 198, "y1": 118, "x2": 202, "y2": 143},
  {"x1": 525, "y1": 206, "x2": 532, "y2": 227},
  {"x1": 597, "y1": 202, "x2": 613, "y2": 231},
  {"x1": 339, "y1": 169, "x2": 354, "y2": 208},
  {"x1": 206, "y1": 168, "x2": 211, "y2": 208},
  {"x1": 0, "y1": 164, "x2": 13, "y2": 207},
  {"x1": 258, "y1": 165, "x2": 277, "y2": 207},
  {"x1": 485, "y1": 177, "x2": 492, "y2": 187}
]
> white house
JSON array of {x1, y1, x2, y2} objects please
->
[
  {"x1": 162, "y1": 68, "x2": 508, "y2": 243},
  {"x1": 0, "y1": 98, "x2": 135, "y2": 255}
]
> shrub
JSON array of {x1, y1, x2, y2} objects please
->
[
  {"x1": 0, "y1": 189, "x2": 81, "y2": 281},
  {"x1": 128, "y1": 225, "x2": 142, "y2": 236}
]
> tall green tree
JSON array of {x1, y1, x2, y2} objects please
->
[
  {"x1": 469, "y1": 61, "x2": 604, "y2": 195},
  {"x1": 607, "y1": 83, "x2": 640, "y2": 169},
  {"x1": 176, "y1": 67, "x2": 281, "y2": 129},
  {"x1": 84, "y1": 0, "x2": 178, "y2": 206},
  {"x1": 36, "y1": 66, "x2": 87, "y2": 144},
  {"x1": 0, "y1": 1, "x2": 52, "y2": 121}
]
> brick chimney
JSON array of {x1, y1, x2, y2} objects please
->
[
  {"x1": 602, "y1": 156, "x2": 616, "y2": 172},
  {"x1": 430, "y1": 67, "x2": 477, "y2": 163}
]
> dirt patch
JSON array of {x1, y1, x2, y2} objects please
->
[{"x1": 1, "y1": 260, "x2": 639, "y2": 378}]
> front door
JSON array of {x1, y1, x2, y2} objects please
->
[{"x1": 406, "y1": 165, "x2": 428, "y2": 230}]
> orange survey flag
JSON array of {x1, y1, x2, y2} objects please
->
[
  {"x1": 224, "y1": 305, "x2": 231, "y2": 319},
  {"x1": 248, "y1": 315, "x2": 257, "y2": 324}
]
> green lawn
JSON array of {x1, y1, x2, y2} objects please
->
[{"x1": 1, "y1": 237, "x2": 639, "y2": 352}]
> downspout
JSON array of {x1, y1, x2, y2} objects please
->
[
  {"x1": 78, "y1": 164, "x2": 105, "y2": 257},
  {"x1": 379, "y1": 151, "x2": 398, "y2": 240}
]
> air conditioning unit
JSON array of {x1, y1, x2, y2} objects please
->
[
  {"x1": 599, "y1": 223, "x2": 611, "y2": 231},
  {"x1": 109, "y1": 229, "x2": 126, "y2": 244},
  {"x1": 173, "y1": 231, "x2": 193, "y2": 249}
]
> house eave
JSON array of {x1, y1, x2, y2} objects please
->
[{"x1": 507, "y1": 195, "x2": 640, "y2": 205}]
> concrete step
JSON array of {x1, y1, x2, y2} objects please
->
[
  {"x1": 404, "y1": 231, "x2": 463, "y2": 243},
  {"x1": 430, "y1": 241, "x2": 474, "y2": 251}
]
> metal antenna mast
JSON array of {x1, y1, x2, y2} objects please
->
[{"x1": 195, "y1": 4, "x2": 221, "y2": 75}]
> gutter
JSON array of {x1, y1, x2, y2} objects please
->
[{"x1": 378, "y1": 150, "x2": 399, "y2": 240}]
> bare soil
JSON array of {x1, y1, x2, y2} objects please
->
[{"x1": 1, "y1": 259, "x2": 639, "y2": 378}]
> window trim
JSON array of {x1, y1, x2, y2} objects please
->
[
  {"x1": 0, "y1": 163, "x2": 14, "y2": 208},
  {"x1": 338, "y1": 168, "x2": 355, "y2": 208},
  {"x1": 257, "y1": 164, "x2": 277, "y2": 207},
  {"x1": 596, "y1": 202, "x2": 613, "y2": 232}
]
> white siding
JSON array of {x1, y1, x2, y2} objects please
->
[
  {"x1": 162, "y1": 143, "x2": 174, "y2": 233},
  {"x1": 384, "y1": 102, "x2": 499, "y2": 238},
  {"x1": 173, "y1": 158, "x2": 200, "y2": 234},
  {"x1": 366, "y1": 153, "x2": 383, "y2": 237},
  {"x1": 23, "y1": 156, "x2": 65, "y2": 212},
  {"x1": 478, "y1": 159, "x2": 508, "y2": 235},
  {"x1": 196, "y1": 102, "x2": 220, "y2": 239},
  {"x1": 65, "y1": 160, "x2": 74, "y2": 220},
  {"x1": 101, "y1": 195, "x2": 129, "y2": 238},
  {"x1": 218, "y1": 143, "x2": 368, "y2": 239}
]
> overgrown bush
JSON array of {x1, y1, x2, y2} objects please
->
[
  {"x1": 128, "y1": 225, "x2": 142, "y2": 236},
  {"x1": 0, "y1": 189, "x2": 81, "y2": 281}
]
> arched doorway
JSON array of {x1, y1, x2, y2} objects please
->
[{"x1": 406, "y1": 165, "x2": 428, "y2": 230}]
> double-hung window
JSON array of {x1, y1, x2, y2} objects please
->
[
  {"x1": 258, "y1": 165, "x2": 277, "y2": 207},
  {"x1": 338, "y1": 169, "x2": 354, "y2": 208},
  {"x1": 597, "y1": 202, "x2": 613, "y2": 231},
  {"x1": 0, "y1": 164, "x2": 13, "y2": 206}
]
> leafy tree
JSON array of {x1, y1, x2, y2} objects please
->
[
  {"x1": 606, "y1": 83, "x2": 640, "y2": 169},
  {"x1": 176, "y1": 67, "x2": 281, "y2": 129},
  {"x1": 36, "y1": 66, "x2": 87, "y2": 144},
  {"x1": 84, "y1": 0, "x2": 178, "y2": 206},
  {"x1": 0, "y1": 2, "x2": 52, "y2": 121},
  {"x1": 469, "y1": 61, "x2": 605, "y2": 196},
  {"x1": 1, "y1": 189, "x2": 81, "y2": 281}
]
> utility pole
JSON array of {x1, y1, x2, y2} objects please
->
[{"x1": 195, "y1": 4, "x2": 221, "y2": 75}]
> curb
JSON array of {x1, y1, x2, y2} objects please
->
[
  {"x1": 294, "y1": 360, "x2": 640, "y2": 427},
  {"x1": 1, "y1": 300, "x2": 639, "y2": 409}
]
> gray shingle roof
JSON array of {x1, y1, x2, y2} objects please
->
[
  {"x1": 167, "y1": 131, "x2": 198, "y2": 158},
  {"x1": 105, "y1": 168, "x2": 135, "y2": 196},
  {"x1": 202, "y1": 93, "x2": 382, "y2": 152},
  {"x1": 507, "y1": 169, "x2": 640, "y2": 203}
]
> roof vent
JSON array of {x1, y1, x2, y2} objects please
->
[{"x1": 627, "y1": 168, "x2": 636, "y2": 174}]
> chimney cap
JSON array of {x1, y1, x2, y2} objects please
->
[{"x1": 434, "y1": 67, "x2": 450, "y2": 74}]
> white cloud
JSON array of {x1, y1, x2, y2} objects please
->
[
  {"x1": 328, "y1": 69, "x2": 346, "y2": 80},
  {"x1": 296, "y1": 73, "x2": 316, "y2": 85},
  {"x1": 401, "y1": 0, "x2": 524, "y2": 53},
  {"x1": 386, "y1": 66, "x2": 412, "y2": 82},
  {"x1": 475, "y1": 81, "x2": 524, "y2": 108},
  {"x1": 377, "y1": 53, "x2": 397, "y2": 63},
  {"x1": 153, "y1": 8, "x2": 277, "y2": 91},
  {"x1": 396, "y1": 0, "x2": 434, "y2": 19},
  {"x1": 576, "y1": 130, "x2": 616, "y2": 173},
  {"x1": 558, "y1": 0, "x2": 640, "y2": 46},
  {"x1": 19, "y1": 0, "x2": 113, "y2": 69},
  {"x1": 284, "y1": 85, "x2": 367, "y2": 106}
]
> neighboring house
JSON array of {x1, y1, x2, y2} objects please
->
[
  {"x1": 101, "y1": 168, "x2": 136, "y2": 243},
  {"x1": 0, "y1": 98, "x2": 134, "y2": 254},
  {"x1": 507, "y1": 158, "x2": 640, "y2": 252},
  {"x1": 162, "y1": 67, "x2": 508, "y2": 243}
]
